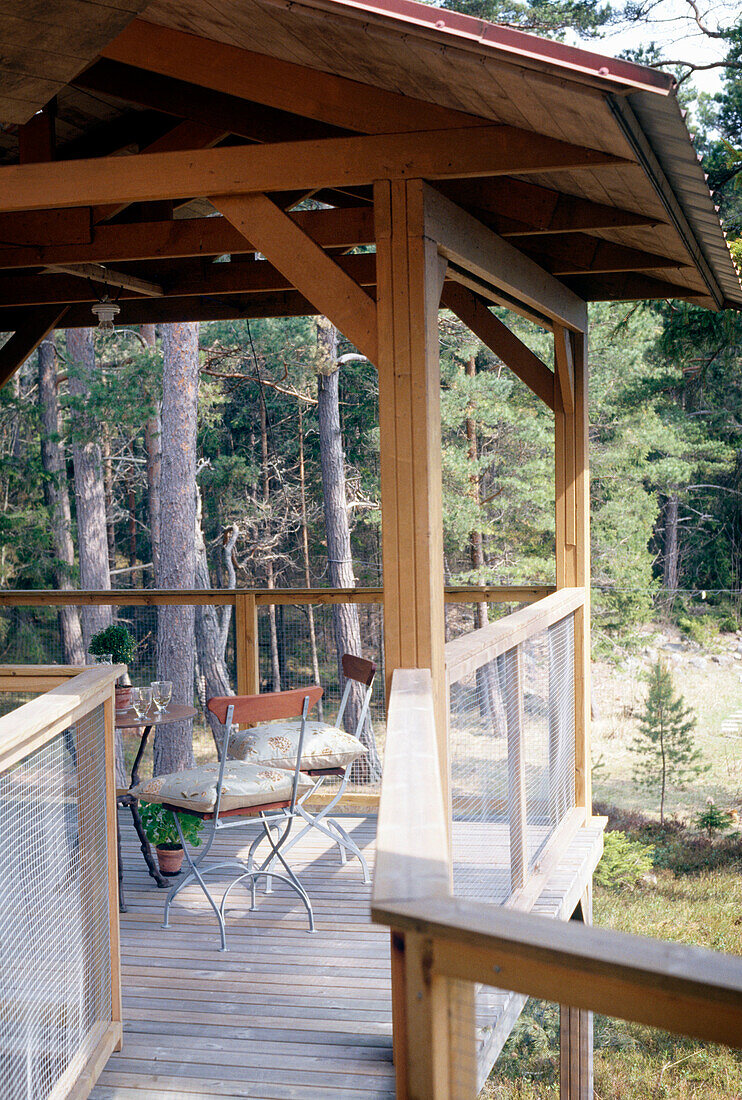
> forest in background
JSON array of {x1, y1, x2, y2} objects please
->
[{"x1": 0, "y1": 0, "x2": 741, "y2": 677}]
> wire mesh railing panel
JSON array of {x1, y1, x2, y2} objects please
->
[
  {"x1": 257, "y1": 600, "x2": 385, "y2": 789},
  {"x1": 0, "y1": 705, "x2": 111, "y2": 1100},
  {"x1": 448, "y1": 613, "x2": 576, "y2": 900}
]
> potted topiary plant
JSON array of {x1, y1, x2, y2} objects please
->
[
  {"x1": 139, "y1": 802, "x2": 203, "y2": 876},
  {"x1": 88, "y1": 622, "x2": 137, "y2": 712}
]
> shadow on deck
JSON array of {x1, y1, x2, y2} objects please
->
[{"x1": 92, "y1": 812, "x2": 395, "y2": 1100}]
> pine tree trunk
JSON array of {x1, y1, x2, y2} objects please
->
[
  {"x1": 298, "y1": 405, "x2": 323, "y2": 718},
  {"x1": 141, "y1": 324, "x2": 161, "y2": 575},
  {"x1": 260, "y1": 398, "x2": 281, "y2": 691},
  {"x1": 67, "y1": 328, "x2": 113, "y2": 648},
  {"x1": 154, "y1": 322, "x2": 198, "y2": 776},
  {"x1": 663, "y1": 495, "x2": 680, "y2": 596},
  {"x1": 38, "y1": 335, "x2": 85, "y2": 665},
  {"x1": 316, "y1": 318, "x2": 381, "y2": 783},
  {"x1": 67, "y1": 329, "x2": 125, "y2": 786},
  {"x1": 195, "y1": 483, "x2": 234, "y2": 753},
  {"x1": 465, "y1": 356, "x2": 497, "y2": 726}
]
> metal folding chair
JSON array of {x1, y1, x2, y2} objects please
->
[
  {"x1": 161, "y1": 686, "x2": 322, "y2": 950},
  {"x1": 264, "y1": 654, "x2": 376, "y2": 885}
]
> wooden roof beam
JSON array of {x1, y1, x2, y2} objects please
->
[
  {"x1": 441, "y1": 282, "x2": 554, "y2": 410},
  {"x1": 214, "y1": 193, "x2": 377, "y2": 362},
  {"x1": 0, "y1": 292, "x2": 322, "y2": 330},
  {"x1": 564, "y1": 272, "x2": 707, "y2": 302},
  {"x1": 72, "y1": 59, "x2": 348, "y2": 145},
  {"x1": 438, "y1": 178, "x2": 661, "y2": 237},
  {"x1": 101, "y1": 20, "x2": 489, "y2": 136},
  {"x1": 424, "y1": 184, "x2": 587, "y2": 333},
  {"x1": 0, "y1": 306, "x2": 68, "y2": 389},
  {"x1": 0, "y1": 253, "x2": 377, "y2": 307},
  {"x1": 42, "y1": 263, "x2": 163, "y2": 297},
  {"x1": 553, "y1": 324, "x2": 574, "y2": 414},
  {"x1": 0, "y1": 127, "x2": 630, "y2": 215},
  {"x1": 517, "y1": 235, "x2": 691, "y2": 276},
  {"x1": 0, "y1": 207, "x2": 375, "y2": 269}
]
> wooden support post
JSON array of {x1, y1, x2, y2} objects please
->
[
  {"x1": 375, "y1": 178, "x2": 447, "y2": 763},
  {"x1": 103, "y1": 692, "x2": 122, "y2": 1048},
  {"x1": 235, "y1": 593, "x2": 259, "y2": 696},
  {"x1": 404, "y1": 932, "x2": 453, "y2": 1100},
  {"x1": 555, "y1": 328, "x2": 591, "y2": 818},
  {"x1": 560, "y1": 884, "x2": 594, "y2": 1099},
  {"x1": 499, "y1": 646, "x2": 527, "y2": 890}
]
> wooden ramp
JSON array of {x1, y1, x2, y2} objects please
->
[
  {"x1": 94, "y1": 813, "x2": 602, "y2": 1099},
  {"x1": 92, "y1": 813, "x2": 395, "y2": 1100}
]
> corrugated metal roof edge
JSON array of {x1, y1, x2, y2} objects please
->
[{"x1": 624, "y1": 91, "x2": 742, "y2": 311}]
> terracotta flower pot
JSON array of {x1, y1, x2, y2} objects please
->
[
  {"x1": 156, "y1": 846, "x2": 184, "y2": 876},
  {"x1": 115, "y1": 685, "x2": 133, "y2": 712}
]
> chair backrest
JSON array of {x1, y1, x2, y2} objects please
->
[
  {"x1": 341, "y1": 653, "x2": 376, "y2": 687},
  {"x1": 207, "y1": 685, "x2": 324, "y2": 727},
  {"x1": 208, "y1": 690, "x2": 319, "y2": 818},
  {"x1": 336, "y1": 654, "x2": 376, "y2": 737}
]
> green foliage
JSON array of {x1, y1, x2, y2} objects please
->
[
  {"x1": 594, "y1": 830, "x2": 655, "y2": 890},
  {"x1": 139, "y1": 802, "x2": 203, "y2": 850},
  {"x1": 440, "y1": 0, "x2": 611, "y2": 39},
  {"x1": 631, "y1": 661, "x2": 707, "y2": 823},
  {"x1": 88, "y1": 623, "x2": 136, "y2": 665},
  {"x1": 694, "y1": 800, "x2": 734, "y2": 837}
]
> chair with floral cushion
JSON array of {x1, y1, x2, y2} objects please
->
[
  {"x1": 227, "y1": 654, "x2": 376, "y2": 884},
  {"x1": 130, "y1": 686, "x2": 322, "y2": 950}
]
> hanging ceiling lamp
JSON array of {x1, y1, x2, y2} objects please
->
[{"x1": 91, "y1": 294, "x2": 120, "y2": 332}]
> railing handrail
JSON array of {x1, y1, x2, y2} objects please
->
[
  {"x1": 372, "y1": 668, "x2": 450, "y2": 907},
  {"x1": 445, "y1": 586, "x2": 584, "y2": 683},
  {"x1": 0, "y1": 584, "x2": 554, "y2": 607},
  {"x1": 372, "y1": 892, "x2": 742, "y2": 1050},
  {"x1": 0, "y1": 664, "x2": 122, "y2": 772}
]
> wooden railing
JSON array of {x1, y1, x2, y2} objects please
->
[
  {"x1": 0, "y1": 664, "x2": 122, "y2": 1100},
  {"x1": 373, "y1": 595, "x2": 742, "y2": 1099}
]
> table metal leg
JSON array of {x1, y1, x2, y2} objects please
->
[
  {"x1": 128, "y1": 796, "x2": 169, "y2": 888},
  {"x1": 117, "y1": 807, "x2": 127, "y2": 913}
]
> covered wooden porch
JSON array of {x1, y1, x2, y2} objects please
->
[{"x1": 0, "y1": 1, "x2": 741, "y2": 1098}]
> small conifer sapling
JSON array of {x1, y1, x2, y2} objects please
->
[{"x1": 631, "y1": 659, "x2": 707, "y2": 825}]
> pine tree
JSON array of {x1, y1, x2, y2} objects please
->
[{"x1": 631, "y1": 660, "x2": 707, "y2": 824}]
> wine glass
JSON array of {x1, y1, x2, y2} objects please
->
[
  {"x1": 151, "y1": 680, "x2": 172, "y2": 714},
  {"x1": 132, "y1": 687, "x2": 152, "y2": 720}
]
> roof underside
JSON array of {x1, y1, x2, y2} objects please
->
[{"x1": 0, "y1": 0, "x2": 738, "y2": 331}]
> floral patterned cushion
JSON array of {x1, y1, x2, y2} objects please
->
[
  {"x1": 227, "y1": 720, "x2": 367, "y2": 772},
  {"x1": 130, "y1": 761, "x2": 311, "y2": 813}
]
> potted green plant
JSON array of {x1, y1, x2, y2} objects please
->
[
  {"x1": 139, "y1": 802, "x2": 203, "y2": 876},
  {"x1": 88, "y1": 623, "x2": 137, "y2": 711}
]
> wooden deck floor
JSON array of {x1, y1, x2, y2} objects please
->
[
  {"x1": 92, "y1": 812, "x2": 395, "y2": 1100},
  {"x1": 94, "y1": 812, "x2": 603, "y2": 1099}
]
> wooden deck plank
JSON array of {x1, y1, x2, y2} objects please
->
[{"x1": 94, "y1": 812, "x2": 601, "y2": 1099}]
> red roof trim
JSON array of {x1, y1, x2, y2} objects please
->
[{"x1": 279, "y1": 0, "x2": 676, "y2": 96}]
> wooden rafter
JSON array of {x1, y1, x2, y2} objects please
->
[
  {"x1": 0, "y1": 208, "x2": 375, "y2": 269},
  {"x1": 72, "y1": 59, "x2": 347, "y2": 145},
  {"x1": 42, "y1": 263, "x2": 164, "y2": 298},
  {"x1": 441, "y1": 282, "x2": 555, "y2": 410},
  {"x1": 517, "y1": 235, "x2": 689, "y2": 276},
  {"x1": 0, "y1": 253, "x2": 377, "y2": 307},
  {"x1": 438, "y1": 178, "x2": 660, "y2": 237},
  {"x1": 564, "y1": 272, "x2": 706, "y2": 301},
  {"x1": 425, "y1": 184, "x2": 588, "y2": 333},
  {"x1": 214, "y1": 194, "x2": 378, "y2": 361},
  {"x1": 0, "y1": 127, "x2": 629, "y2": 215},
  {"x1": 101, "y1": 20, "x2": 488, "y2": 136},
  {"x1": 0, "y1": 306, "x2": 68, "y2": 389}
]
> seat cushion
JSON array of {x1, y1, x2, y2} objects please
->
[
  {"x1": 227, "y1": 720, "x2": 367, "y2": 771},
  {"x1": 130, "y1": 761, "x2": 312, "y2": 813}
]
